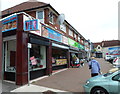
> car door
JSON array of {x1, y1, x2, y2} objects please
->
[{"x1": 109, "y1": 73, "x2": 120, "y2": 94}]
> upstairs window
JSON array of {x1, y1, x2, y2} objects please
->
[
  {"x1": 74, "y1": 33, "x2": 77, "y2": 39},
  {"x1": 69, "y1": 29, "x2": 73, "y2": 37},
  {"x1": 49, "y1": 12, "x2": 54, "y2": 24},
  {"x1": 81, "y1": 39, "x2": 84, "y2": 44},
  {"x1": 37, "y1": 11, "x2": 44, "y2": 23},
  {"x1": 60, "y1": 24, "x2": 66, "y2": 33},
  {"x1": 78, "y1": 37, "x2": 80, "y2": 42}
]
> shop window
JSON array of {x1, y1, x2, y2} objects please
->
[
  {"x1": 4, "y1": 40, "x2": 16, "y2": 72},
  {"x1": 69, "y1": 29, "x2": 73, "y2": 37},
  {"x1": 30, "y1": 44, "x2": 46, "y2": 70},
  {"x1": 52, "y1": 48, "x2": 67, "y2": 66},
  {"x1": 49, "y1": 12, "x2": 54, "y2": 24},
  {"x1": 37, "y1": 11, "x2": 44, "y2": 23}
]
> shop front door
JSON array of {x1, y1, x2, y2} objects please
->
[{"x1": 3, "y1": 40, "x2": 16, "y2": 82}]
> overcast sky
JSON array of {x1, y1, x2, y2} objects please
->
[{"x1": 1, "y1": 0, "x2": 119, "y2": 42}]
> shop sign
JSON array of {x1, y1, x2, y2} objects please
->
[
  {"x1": 56, "y1": 59, "x2": 67, "y2": 65},
  {"x1": 68, "y1": 38, "x2": 78, "y2": 48},
  {"x1": 62, "y1": 36, "x2": 68, "y2": 45},
  {"x1": 24, "y1": 19, "x2": 40, "y2": 31},
  {"x1": 78, "y1": 43, "x2": 85, "y2": 50},
  {"x1": 52, "y1": 43, "x2": 69, "y2": 49},
  {"x1": 2, "y1": 15, "x2": 17, "y2": 32},
  {"x1": 108, "y1": 47, "x2": 120, "y2": 55},
  {"x1": 41, "y1": 25, "x2": 62, "y2": 42}
]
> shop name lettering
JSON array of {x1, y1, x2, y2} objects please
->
[
  {"x1": 49, "y1": 33, "x2": 61, "y2": 41},
  {"x1": 25, "y1": 20, "x2": 37, "y2": 30},
  {"x1": 2, "y1": 16, "x2": 17, "y2": 24}
]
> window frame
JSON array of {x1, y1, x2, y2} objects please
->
[
  {"x1": 74, "y1": 33, "x2": 77, "y2": 39},
  {"x1": 69, "y1": 29, "x2": 73, "y2": 37},
  {"x1": 36, "y1": 10, "x2": 44, "y2": 23},
  {"x1": 60, "y1": 23, "x2": 66, "y2": 33},
  {"x1": 78, "y1": 36, "x2": 81, "y2": 42},
  {"x1": 49, "y1": 11, "x2": 54, "y2": 24}
]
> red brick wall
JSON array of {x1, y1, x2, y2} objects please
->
[{"x1": 26, "y1": 11, "x2": 36, "y2": 18}]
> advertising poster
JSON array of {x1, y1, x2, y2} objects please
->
[
  {"x1": 108, "y1": 47, "x2": 120, "y2": 55},
  {"x1": 30, "y1": 56, "x2": 37, "y2": 65},
  {"x1": 56, "y1": 59, "x2": 67, "y2": 65}
]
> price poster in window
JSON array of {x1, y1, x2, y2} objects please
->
[{"x1": 30, "y1": 56, "x2": 37, "y2": 65}]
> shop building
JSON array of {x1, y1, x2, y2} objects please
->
[
  {"x1": 1, "y1": 0, "x2": 90, "y2": 85},
  {"x1": 93, "y1": 40, "x2": 120, "y2": 58}
]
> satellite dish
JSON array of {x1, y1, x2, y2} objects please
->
[{"x1": 57, "y1": 13, "x2": 65, "y2": 25}]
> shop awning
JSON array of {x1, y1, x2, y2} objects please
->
[
  {"x1": 52, "y1": 43, "x2": 69, "y2": 49},
  {"x1": 29, "y1": 34, "x2": 50, "y2": 46}
]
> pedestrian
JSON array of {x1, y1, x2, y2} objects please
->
[{"x1": 88, "y1": 57, "x2": 101, "y2": 77}]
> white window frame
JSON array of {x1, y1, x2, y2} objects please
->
[
  {"x1": 74, "y1": 33, "x2": 77, "y2": 39},
  {"x1": 49, "y1": 11, "x2": 54, "y2": 24},
  {"x1": 36, "y1": 10, "x2": 44, "y2": 23},
  {"x1": 69, "y1": 29, "x2": 73, "y2": 37},
  {"x1": 78, "y1": 36, "x2": 80, "y2": 42},
  {"x1": 60, "y1": 23, "x2": 66, "y2": 33}
]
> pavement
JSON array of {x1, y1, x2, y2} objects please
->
[{"x1": 2, "y1": 58, "x2": 113, "y2": 93}]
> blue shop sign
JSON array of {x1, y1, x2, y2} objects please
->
[
  {"x1": 24, "y1": 19, "x2": 40, "y2": 31},
  {"x1": 2, "y1": 15, "x2": 17, "y2": 32},
  {"x1": 47, "y1": 28, "x2": 62, "y2": 42}
]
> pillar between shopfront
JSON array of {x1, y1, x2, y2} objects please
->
[
  {"x1": 0, "y1": 21, "x2": 2, "y2": 80},
  {"x1": 46, "y1": 41, "x2": 52, "y2": 75},
  {"x1": 67, "y1": 50, "x2": 70, "y2": 68},
  {"x1": 16, "y1": 14, "x2": 28, "y2": 85}
]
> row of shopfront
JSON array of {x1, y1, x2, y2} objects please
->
[{"x1": 1, "y1": 13, "x2": 89, "y2": 85}]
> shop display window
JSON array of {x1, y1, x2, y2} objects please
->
[
  {"x1": 29, "y1": 44, "x2": 46, "y2": 70},
  {"x1": 52, "y1": 48, "x2": 67, "y2": 66},
  {"x1": 4, "y1": 40, "x2": 16, "y2": 72}
]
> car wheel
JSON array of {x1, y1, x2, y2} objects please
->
[{"x1": 91, "y1": 87, "x2": 108, "y2": 94}]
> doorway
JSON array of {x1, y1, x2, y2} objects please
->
[{"x1": 3, "y1": 39, "x2": 16, "y2": 81}]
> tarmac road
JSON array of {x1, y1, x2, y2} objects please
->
[{"x1": 32, "y1": 58, "x2": 113, "y2": 92}]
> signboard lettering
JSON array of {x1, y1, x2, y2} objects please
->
[
  {"x1": 2, "y1": 15, "x2": 17, "y2": 32},
  {"x1": 24, "y1": 19, "x2": 40, "y2": 31},
  {"x1": 41, "y1": 25, "x2": 62, "y2": 42}
]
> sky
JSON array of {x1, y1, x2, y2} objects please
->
[{"x1": 1, "y1": 0, "x2": 119, "y2": 42}]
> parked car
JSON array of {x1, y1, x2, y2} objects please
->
[
  {"x1": 113, "y1": 57, "x2": 120, "y2": 67},
  {"x1": 105, "y1": 55, "x2": 112, "y2": 61},
  {"x1": 83, "y1": 68, "x2": 120, "y2": 94},
  {"x1": 108, "y1": 56, "x2": 117, "y2": 64}
]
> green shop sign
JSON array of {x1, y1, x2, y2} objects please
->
[
  {"x1": 68, "y1": 38, "x2": 78, "y2": 48},
  {"x1": 78, "y1": 44, "x2": 85, "y2": 50},
  {"x1": 68, "y1": 38, "x2": 84, "y2": 49}
]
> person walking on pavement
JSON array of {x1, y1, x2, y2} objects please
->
[{"x1": 89, "y1": 57, "x2": 101, "y2": 77}]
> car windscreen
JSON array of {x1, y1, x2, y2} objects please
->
[{"x1": 103, "y1": 72, "x2": 114, "y2": 77}]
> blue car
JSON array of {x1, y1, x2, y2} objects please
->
[{"x1": 83, "y1": 69, "x2": 120, "y2": 94}]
